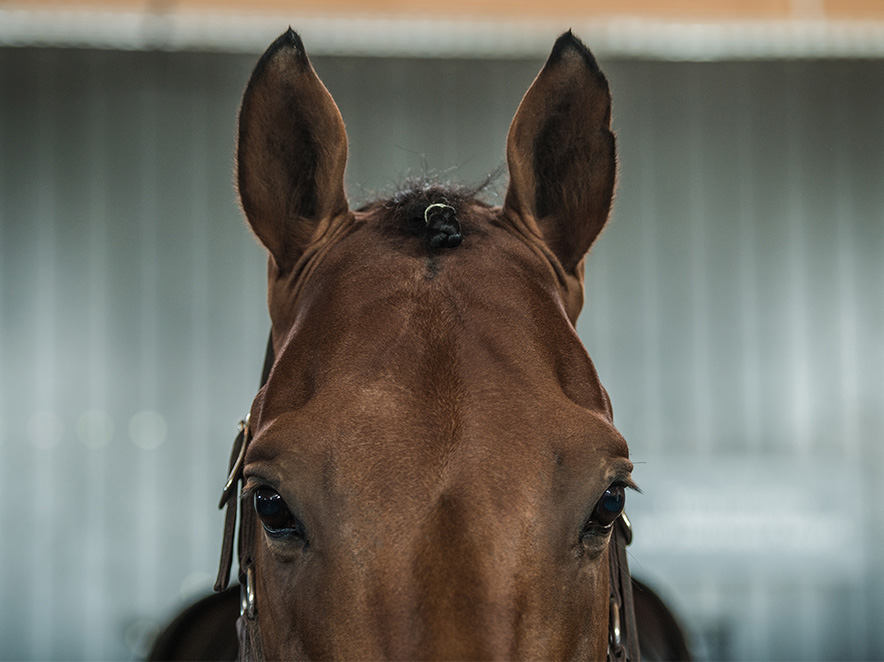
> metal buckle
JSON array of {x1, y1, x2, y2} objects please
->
[
  {"x1": 609, "y1": 595, "x2": 622, "y2": 649},
  {"x1": 219, "y1": 414, "x2": 251, "y2": 508},
  {"x1": 241, "y1": 565, "x2": 257, "y2": 620},
  {"x1": 619, "y1": 512, "x2": 632, "y2": 546}
]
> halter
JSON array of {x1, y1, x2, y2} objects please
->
[{"x1": 215, "y1": 335, "x2": 640, "y2": 662}]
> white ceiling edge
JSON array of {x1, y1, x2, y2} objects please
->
[{"x1": 2, "y1": 8, "x2": 884, "y2": 60}]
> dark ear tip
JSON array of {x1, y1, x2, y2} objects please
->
[
  {"x1": 260, "y1": 28, "x2": 308, "y2": 66},
  {"x1": 548, "y1": 30, "x2": 601, "y2": 75},
  {"x1": 283, "y1": 27, "x2": 306, "y2": 55}
]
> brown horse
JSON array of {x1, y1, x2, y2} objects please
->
[
  {"x1": 155, "y1": 29, "x2": 692, "y2": 661},
  {"x1": 149, "y1": 579, "x2": 691, "y2": 661}
]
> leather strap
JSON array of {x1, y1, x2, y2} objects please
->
[
  {"x1": 237, "y1": 609, "x2": 264, "y2": 662},
  {"x1": 215, "y1": 334, "x2": 275, "y2": 594},
  {"x1": 607, "y1": 513, "x2": 640, "y2": 661},
  {"x1": 215, "y1": 422, "x2": 246, "y2": 592}
]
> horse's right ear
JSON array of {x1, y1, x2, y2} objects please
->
[{"x1": 237, "y1": 29, "x2": 349, "y2": 273}]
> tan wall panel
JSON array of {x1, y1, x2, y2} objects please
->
[
  {"x1": 20, "y1": 0, "x2": 884, "y2": 20},
  {"x1": 15, "y1": 0, "x2": 795, "y2": 18},
  {"x1": 824, "y1": 0, "x2": 884, "y2": 17},
  {"x1": 172, "y1": 0, "x2": 793, "y2": 18}
]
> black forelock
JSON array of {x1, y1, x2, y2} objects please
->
[{"x1": 360, "y1": 174, "x2": 500, "y2": 242}]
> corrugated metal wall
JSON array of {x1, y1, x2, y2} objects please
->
[
  {"x1": 587, "y1": 59, "x2": 884, "y2": 661},
  {"x1": 1, "y1": 47, "x2": 882, "y2": 661}
]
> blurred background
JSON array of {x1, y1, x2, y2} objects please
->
[{"x1": 2, "y1": 1, "x2": 883, "y2": 660}]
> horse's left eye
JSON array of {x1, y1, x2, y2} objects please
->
[
  {"x1": 583, "y1": 485, "x2": 626, "y2": 536},
  {"x1": 254, "y1": 488, "x2": 304, "y2": 539},
  {"x1": 594, "y1": 485, "x2": 625, "y2": 526}
]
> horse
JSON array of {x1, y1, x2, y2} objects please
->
[
  {"x1": 150, "y1": 29, "x2": 691, "y2": 661},
  {"x1": 149, "y1": 578, "x2": 690, "y2": 660}
]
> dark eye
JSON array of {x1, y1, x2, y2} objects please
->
[
  {"x1": 584, "y1": 484, "x2": 626, "y2": 535},
  {"x1": 254, "y1": 488, "x2": 306, "y2": 540},
  {"x1": 594, "y1": 485, "x2": 626, "y2": 526}
]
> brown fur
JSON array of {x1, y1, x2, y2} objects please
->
[
  {"x1": 149, "y1": 581, "x2": 692, "y2": 661},
  {"x1": 235, "y1": 29, "x2": 627, "y2": 660}
]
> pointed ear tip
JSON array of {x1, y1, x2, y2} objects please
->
[
  {"x1": 552, "y1": 29, "x2": 587, "y2": 53},
  {"x1": 259, "y1": 27, "x2": 308, "y2": 64},
  {"x1": 549, "y1": 30, "x2": 602, "y2": 75},
  {"x1": 282, "y1": 27, "x2": 305, "y2": 52}
]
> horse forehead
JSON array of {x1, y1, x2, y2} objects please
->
[
  {"x1": 267, "y1": 209, "x2": 571, "y2": 382},
  {"x1": 298, "y1": 208, "x2": 576, "y2": 358},
  {"x1": 251, "y1": 203, "x2": 621, "y2": 481},
  {"x1": 252, "y1": 370, "x2": 626, "y2": 507}
]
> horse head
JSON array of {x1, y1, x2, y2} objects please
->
[{"x1": 220, "y1": 29, "x2": 634, "y2": 661}]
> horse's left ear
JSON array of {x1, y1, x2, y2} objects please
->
[
  {"x1": 237, "y1": 29, "x2": 349, "y2": 273},
  {"x1": 503, "y1": 31, "x2": 616, "y2": 306}
]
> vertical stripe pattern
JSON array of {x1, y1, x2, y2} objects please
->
[{"x1": 0, "y1": 48, "x2": 882, "y2": 661}]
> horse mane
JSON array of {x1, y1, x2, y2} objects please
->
[{"x1": 360, "y1": 174, "x2": 500, "y2": 249}]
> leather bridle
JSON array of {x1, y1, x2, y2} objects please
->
[
  {"x1": 214, "y1": 336, "x2": 640, "y2": 662},
  {"x1": 608, "y1": 513, "x2": 640, "y2": 661}
]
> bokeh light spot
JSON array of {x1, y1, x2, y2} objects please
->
[{"x1": 128, "y1": 410, "x2": 167, "y2": 450}]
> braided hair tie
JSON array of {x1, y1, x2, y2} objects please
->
[{"x1": 423, "y1": 203, "x2": 462, "y2": 249}]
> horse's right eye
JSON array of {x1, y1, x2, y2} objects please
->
[{"x1": 254, "y1": 488, "x2": 305, "y2": 539}]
